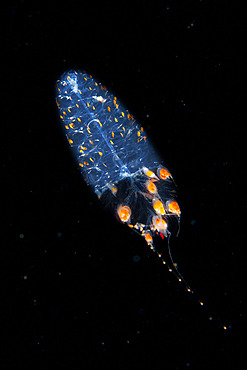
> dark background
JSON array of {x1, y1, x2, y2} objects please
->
[{"x1": 2, "y1": 1, "x2": 243, "y2": 369}]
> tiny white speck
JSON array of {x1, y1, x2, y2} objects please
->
[
  {"x1": 92, "y1": 95, "x2": 106, "y2": 103},
  {"x1": 69, "y1": 76, "x2": 79, "y2": 93}
]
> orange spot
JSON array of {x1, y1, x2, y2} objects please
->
[
  {"x1": 144, "y1": 232, "x2": 153, "y2": 245},
  {"x1": 77, "y1": 118, "x2": 81, "y2": 122},
  {"x1": 146, "y1": 181, "x2": 157, "y2": 194},
  {"x1": 143, "y1": 167, "x2": 156, "y2": 178},
  {"x1": 153, "y1": 200, "x2": 165, "y2": 215},
  {"x1": 167, "y1": 201, "x2": 181, "y2": 216},
  {"x1": 158, "y1": 167, "x2": 171, "y2": 180},
  {"x1": 117, "y1": 205, "x2": 131, "y2": 223},
  {"x1": 111, "y1": 186, "x2": 117, "y2": 194},
  {"x1": 152, "y1": 216, "x2": 168, "y2": 235},
  {"x1": 68, "y1": 138, "x2": 73, "y2": 144},
  {"x1": 146, "y1": 170, "x2": 154, "y2": 178},
  {"x1": 107, "y1": 106, "x2": 111, "y2": 112}
]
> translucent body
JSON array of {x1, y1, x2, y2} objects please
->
[
  {"x1": 55, "y1": 70, "x2": 229, "y2": 330},
  {"x1": 56, "y1": 70, "x2": 160, "y2": 196},
  {"x1": 56, "y1": 70, "x2": 180, "y2": 245}
]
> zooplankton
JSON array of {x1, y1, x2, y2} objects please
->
[{"x1": 56, "y1": 70, "x2": 228, "y2": 330}]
